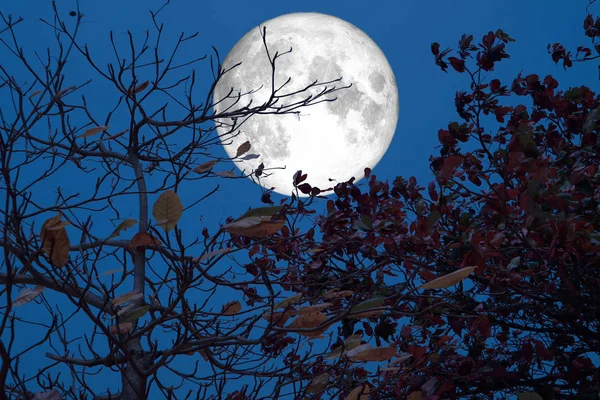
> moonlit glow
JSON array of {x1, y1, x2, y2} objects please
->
[{"x1": 214, "y1": 12, "x2": 399, "y2": 196}]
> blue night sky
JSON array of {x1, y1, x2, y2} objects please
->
[{"x1": 1, "y1": 0, "x2": 597, "y2": 396}]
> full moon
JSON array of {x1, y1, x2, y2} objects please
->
[{"x1": 214, "y1": 13, "x2": 398, "y2": 196}]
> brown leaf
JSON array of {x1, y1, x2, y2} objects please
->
[
  {"x1": 407, "y1": 391, "x2": 424, "y2": 400},
  {"x1": 418, "y1": 266, "x2": 476, "y2": 290},
  {"x1": 29, "y1": 90, "x2": 42, "y2": 100},
  {"x1": 346, "y1": 385, "x2": 370, "y2": 400},
  {"x1": 215, "y1": 170, "x2": 236, "y2": 178},
  {"x1": 261, "y1": 311, "x2": 290, "y2": 327},
  {"x1": 152, "y1": 190, "x2": 183, "y2": 232},
  {"x1": 108, "y1": 322, "x2": 133, "y2": 335},
  {"x1": 221, "y1": 301, "x2": 242, "y2": 316},
  {"x1": 54, "y1": 85, "x2": 76, "y2": 100},
  {"x1": 235, "y1": 140, "x2": 251, "y2": 157},
  {"x1": 80, "y1": 126, "x2": 109, "y2": 138},
  {"x1": 287, "y1": 312, "x2": 327, "y2": 337},
  {"x1": 274, "y1": 293, "x2": 302, "y2": 310},
  {"x1": 12, "y1": 286, "x2": 44, "y2": 307},
  {"x1": 108, "y1": 219, "x2": 137, "y2": 239},
  {"x1": 322, "y1": 290, "x2": 353, "y2": 300},
  {"x1": 349, "y1": 346, "x2": 397, "y2": 362},
  {"x1": 196, "y1": 247, "x2": 232, "y2": 262},
  {"x1": 40, "y1": 214, "x2": 70, "y2": 267},
  {"x1": 193, "y1": 160, "x2": 218, "y2": 174},
  {"x1": 307, "y1": 373, "x2": 329, "y2": 394},
  {"x1": 223, "y1": 216, "x2": 285, "y2": 238},
  {"x1": 129, "y1": 232, "x2": 161, "y2": 249},
  {"x1": 132, "y1": 81, "x2": 149, "y2": 93}
]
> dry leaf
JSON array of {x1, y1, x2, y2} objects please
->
[
  {"x1": 40, "y1": 214, "x2": 70, "y2": 267},
  {"x1": 307, "y1": 373, "x2": 329, "y2": 394},
  {"x1": 325, "y1": 334, "x2": 363, "y2": 360},
  {"x1": 288, "y1": 303, "x2": 332, "y2": 316},
  {"x1": 112, "y1": 291, "x2": 143, "y2": 307},
  {"x1": 54, "y1": 85, "x2": 76, "y2": 100},
  {"x1": 350, "y1": 346, "x2": 397, "y2": 362},
  {"x1": 121, "y1": 305, "x2": 150, "y2": 322},
  {"x1": 346, "y1": 385, "x2": 370, "y2": 400},
  {"x1": 193, "y1": 160, "x2": 218, "y2": 174},
  {"x1": 80, "y1": 126, "x2": 109, "y2": 138},
  {"x1": 322, "y1": 290, "x2": 353, "y2": 300},
  {"x1": 132, "y1": 81, "x2": 149, "y2": 93},
  {"x1": 390, "y1": 352, "x2": 412, "y2": 365},
  {"x1": 215, "y1": 170, "x2": 236, "y2": 178},
  {"x1": 129, "y1": 232, "x2": 161, "y2": 249},
  {"x1": 108, "y1": 219, "x2": 137, "y2": 239},
  {"x1": 29, "y1": 90, "x2": 42, "y2": 100},
  {"x1": 347, "y1": 297, "x2": 385, "y2": 319},
  {"x1": 46, "y1": 220, "x2": 70, "y2": 231},
  {"x1": 261, "y1": 311, "x2": 290, "y2": 327},
  {"x1": 12, "y1": 285, "x2": 44, "y2": 307},
  {"x1": 100, "y1": 268, "x2": 122, "y2": 276},
  {"x1": 197, "y1": 247, "x2": 232, "y2": 262},
  {"x1": 223, "y1": 216, "x2": 285, "y2": 238},
  {"x1": 407, "y1": 391, "x2": 424, "y2": 400},
  {"x1": 221, "y1": 301, "x2": 242, "y2": 316},
  {"x1": 418, "y1": 266, "x2": 476, "y2": 290},
  {"x1": 109, "y1": 322, "x2": 133, "y2": 335},
  {"x1": 152, "y1": 190, "x2": 183, "y2": 232},
  {"x1": 345, "y1": 343, "x2": 372, "y2": 358},
  {"x1": 235, "y1": 140, "x2": 251, "y2": 157},
  {"x1": 287, "y1": 312, "x2": 327, "y2": 337},
  {"x1": 275, "y1": 293, "x2": 302, "y2": 310}
]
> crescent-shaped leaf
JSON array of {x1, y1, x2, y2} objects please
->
[
  {"x1": 193, "y1": 160, "x2": 218, "y2": 174},
  {"x1": 132, "y1": 81, "x2": 149, "y2": 93},
  {"x1": 418, "y1": 266, "x2": 476, "y2": 290},
  {"x1": 112, "y1": 291, "x2": 143, "y2": 307},
  {"x1": 80, "y1": 126, "x2": 109, "y2": 138},
  {"x1": 108, "y1": 218, "x2": 137, "y2": 239},
  {"x1": 12, "y1": 286, "x2": 44, "y2": 307},
  {"x1": 152, "y1": 190, "x2": 183, "y2": 232}
]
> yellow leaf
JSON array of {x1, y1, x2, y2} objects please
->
[
  {"x1": 112, "y1": 291, "x2": 143, "y2": 307},
  {"x1": 221, "y1": 301, "x2": 242, "y2": 316},
  {"x1": 418, "y1": 266, "x2": 476, "y2": 290},
  {"x1": 306, "y1": 373, "x2": 329, "y2": 394},
  {"x1": 80, "y1": 126, "x2": 109, "y2": 138},
  {"x1": 12, "y1": 286, "x2": 44, "y2": 307},
  {"x1": 152, "y1": 190, "x2": 183, "y2": 232},
  {"x1": 349, "y1": 346, "x2": 397, "y2": 362},
  {"x1": 287, "y1": 312, "x2": 327, "y2": 337},
  {"x1": 108, "y1": 219, "x2": 137, "y2": 239},
  {"x1": 346, "y1": 384, "x2": 370, "y2": 400},
  {"x1": 193, "y1": 160, "x2": 218, "y2": 174},
  {"x1": 235, "y1": 140, "x2": 251, "y2": 157},
  {"x1": 121, "y1": 305, "x2": 150, "y2": 322},
  {"x1": 261, "y1": 311, "x2": 290, "y2": 327}
]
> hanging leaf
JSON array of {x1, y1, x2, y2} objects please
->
[
  {"x1": 108, "y1": 219, "x2": 137, "y2": 239},
  {"x1": 275, "y1": 293, "x2": 302, "y2": 310},
  {"x1": 418, "y1": 266, "x2": 476, "y2": 290},
  {"x1": 152, "y1": 190, "x2": 183, "y2": 232},
  {"x1": 347, "y1": 297, "x2": 385, "y2": 319},
  {"x1": 121, "y1": 305, "x2": 150, "y2": 322},
  {"x1": 193, "y1": 160, "x2": 218, "y2": 174},
  {"x1": 346, "y1": 384, "x2": 370, "y2": 400},
  {"x1": 12, "y1": 286, "x2": 44, "y2": 307},
  {"x1": 129, "y1": 232, "x2": 161, "y2": 249},
  {"x1": 221, "y1": 301, "x2": 242, "y2": 316},
  {"x1": 349, "y1": 346, "x2": 397, "y2": 362},
  {"x1": 132, "y1": 81, "x2": 149, "y2": 93},
  {"x1": 29, "y1": 90, "x2": 42, "y2": 100},
  {"x1": 40, "y1": 214, "x2": 70, "y2": 267},
  {"x1": 108, "y1": 322, "x2": 133, "y2": 335},
  {"x1": 215, "y1": 170, "x2": 236, "y2": 178},
  {"x1": 112, "y1": 291, "x2": 143, "y2": 307},
  {"x1": 196, "y1": 247, "x2": 232, "y2": 262},
  {"x1": 307, "y1": 373, "x2": 329, "y2": 394},
  {"x1": 223, "y1": 216, "x2": 285, "y2": 238},
  {"x1": 80, "y1": 126, "x2": 109, "y2": 138},
  {"x1": 235, "y1": 141, "x2": 251, "y2": 157},
  {"x1": 286, "y1": 312, "x2": 327, "y2": 337}
]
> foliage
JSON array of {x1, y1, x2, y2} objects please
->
[{"x1": 1, "y1": 1, "x2": 599, "y2": 400}]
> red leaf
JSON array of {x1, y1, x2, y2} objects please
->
[
  {"x1": 428, "y1": 181, "x2": 438, "y2": 202},
  {"x1": 448, "y1": 57, "x2": 466, "y2": 72},
  {"x1": 439, "y1": 156, "x2": 463, "y2": 180}
]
